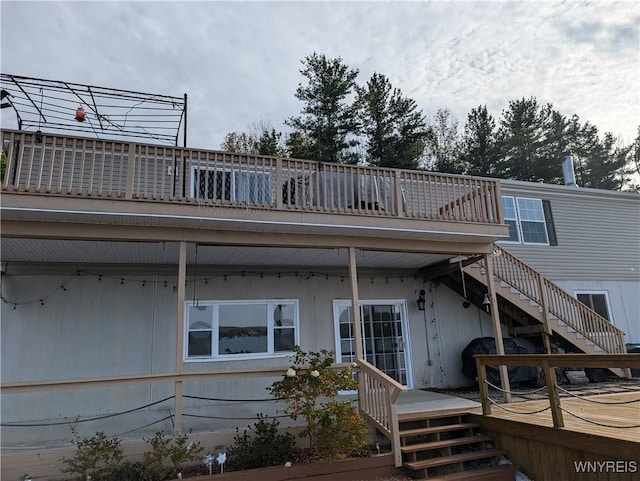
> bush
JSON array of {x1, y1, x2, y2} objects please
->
[
  {"x1": 105, "y1": 461, "x2": 153, "y2": 481},
  {"x1": 227, "y1": 415, "x2": 296, "y2": 470},
  {"x1": 143, "y1": 431, "x2": 203, "y2": 480},
  {"x1": 268, "y1": 346, "x2": 368, "y2": 459},
  {"x1": 60, "y1": 430, "x2": 124, "y2": 480}
]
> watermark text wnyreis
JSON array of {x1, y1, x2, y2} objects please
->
[{"x1": 574, "y1": 460, "x2": 637, "y2": 473}]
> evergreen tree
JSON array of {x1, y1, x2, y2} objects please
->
[
  {"x1": 496, "y1": 97, "x2": 549, "y2": 181},
  {"x1": 460, "y1": 105, "x2": 500, "y2": 177},
  {"x1": 356, "y1": 73, "x2": 427, "y2": 169},
  {"x1": 425, "y1": 108, "x2": 463, "y2": 174},
  {"x1": 286, "y1": 53, "x2": 360, "y2": 164},
  {"x1": 285, "y1": 131, "x2": 314, "y2": 160}
]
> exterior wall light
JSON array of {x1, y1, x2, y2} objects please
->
[
  {"x1": 417, "y1": 289, "x2": 426, "y2": 311},
  {"x1": 483, "y1": 293, "x2": 491, "y2": 312}
]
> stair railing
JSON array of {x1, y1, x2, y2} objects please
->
[
  {"x1": 480, "y1": 246, "x2": 626, "y2": 354},
  {"x1": 357, "y1": 359, "x2": 406, "y2": 467}
]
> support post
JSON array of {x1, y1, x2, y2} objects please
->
[
  {"x1": 476, "y1": 358, "x2": 491, "y2": 415},
  {"x1": 484, "y1": 253, "x2": 511, "y2": 403},
  {"x1": 543, "y1": 359, "x2": 564, "y2": 428},
  {"x1": 348, "y1": 247, "x2": 363, "y2": 361},
  {"x1": 125, "y1": 142, "x2": 136, "y2": 199},
  {"x1": 537, "y1": 274, "x2": 553, "y2": 354},
  {"x1": 348, "y1": 246, "x2": 365, "y2": 415},
  {"x1": 174, "y1": 240, "x2": 187, "y2": 435}
]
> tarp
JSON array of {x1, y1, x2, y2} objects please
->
[{"x1": 461, "y1": 337, "x2": 537, "y2": 385}]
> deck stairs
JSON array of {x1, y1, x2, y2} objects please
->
[
  {"x1": 462, "y1": 246, "x2": 627, "y2": 375},
  {"x1": 399, "y1": 410, "x2": 517, "y2": 480}
]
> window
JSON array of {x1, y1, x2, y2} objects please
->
[
  {"x1": 192, "y1": 167, "x2": 271, "y2": 203},
  {"x1": 575, "y1": 291, "x2": 612, "y2": 322},
  {"x1": 501, "y1": 196, "x2": 556, "y2": 245},
  {"x1": 185, "y1": 300, "x2": 298, "y2": 360}
]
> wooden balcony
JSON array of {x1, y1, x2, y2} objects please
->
[{"x1": 1, "y1": 130, "x2": 507, "y2": 248}]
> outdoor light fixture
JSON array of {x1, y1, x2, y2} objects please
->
[
  {"x1": 417, "y1": 289, "x2": 426, "y2": 311},
  {"x1": 462, "y1": 301, "x2": 471, "y2": 309},
  {"x1": 483, "y1": 293, "x2": 491, "y2": 312}
]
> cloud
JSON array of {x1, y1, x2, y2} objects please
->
[{"x1": 1, "y1": 0, "x2": 638, "y2": 147}]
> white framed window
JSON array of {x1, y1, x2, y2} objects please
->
[
  {"x1": 191, "y1": 166, "x2": 271, "y2": 203},
  {"x1": 574, "y1": 291, "x2": 613, "y2": 322},
  {"x1": 500, "y1": 196, "x2": 553, "y2": 245},
  {"x1": 185, "y1": 300, "x2": 298, "y2": 361}
]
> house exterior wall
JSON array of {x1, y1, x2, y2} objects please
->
[
  {"x1": 1, "y1": 268, "x2": 493, "y2": 446},
  {"x1": 499, "y1": 180, "x2": 640, "y2": 343}
]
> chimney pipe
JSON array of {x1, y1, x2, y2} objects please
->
[{"x1": 562, "y1": 152, "x2": 577, "y2": 187}]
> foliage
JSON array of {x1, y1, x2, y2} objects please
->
[
  {"x1": 227, "y1": 414, "x2": 296, "y2": 470},
  {"x1": 143, "y1": 431, "x2": 203, "y2": 481},
  {"x1": 286, "y1": 52, "x2": 360, "y2": 164},
  {"x1": 460, "y1": 105, "x2": 500, "y2": 177},
  {"x1": 105, "y1": 461, "x2": 153, "y2": 481},
  {"x1": 424, "y1": 108, "x2": 464, "y2": 173},
  {"x1": 220, "y1": 119, "x2": 285, "y2": 156},
  {"x1": 356, "y1": 73, "x2": 428, "y2": 169},
  {"x1": 316, "y1": 401, "x2": 370, "y2": 460},
  {"x1": 268, "y1": 346, "x2": 367, "y2": 459},
  {"x1": 60, "y1": 430, "x2": 124, "y2": 480}
]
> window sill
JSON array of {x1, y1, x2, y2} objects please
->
[{"x1": 184, "y1": 352, "x2": 294, "y2": 363}]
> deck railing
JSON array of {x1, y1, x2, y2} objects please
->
[
  {"x1": 1, "y1": 130, "x2": 503, "y2": 225},
  {"x1": 357, "y1": 359, "x2": 407, "y2": 467},
  {"x1": 479, "y1": 246, "x2": 626, "y2": 354},
  {"x1": 475, "y1": 354, "x2": 640, "y2": 428}
]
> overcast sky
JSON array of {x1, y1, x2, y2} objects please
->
[{"x1": 1, "y1": 1, "x2": 638, "y2": 150}]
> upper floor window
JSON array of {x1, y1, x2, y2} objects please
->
[
  {"x1": 185, "y1": 300, "x2": 298, "y2": 361},
  {"x1": 501, "y1": 196, "x2": 557, "y2": 245}
]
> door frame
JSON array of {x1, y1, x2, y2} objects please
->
[{"x1": 333, "y1": 299, "x2": 413, "y2": 388}]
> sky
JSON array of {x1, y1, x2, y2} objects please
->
[{"x1": 1, "y1": 0, "x2": 639, "y2": 151}]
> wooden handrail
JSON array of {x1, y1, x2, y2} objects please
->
[
  {"x1": 357, "y1": 359, "x2": 406, "y2": 467},
  {"x1": 1, "y1": 129, "x2": 503, "y2": 225},
  {"x1": 482, "y1": 246, "x2": 626, "y2": 354},
  {"x1": 474, "y1": 354, "x2": 640, "y2": 428}
]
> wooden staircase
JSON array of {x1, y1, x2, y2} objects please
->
[
  {"x1": 463, "y1": 246, "x2": 627, "y2": 367},
  {"x1": 399, "y1": 411, "x2": 517, "y2": 480}
]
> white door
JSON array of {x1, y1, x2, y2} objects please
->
[{"x1": 333, "y1": 300, "x2": 412, "y2": 387}]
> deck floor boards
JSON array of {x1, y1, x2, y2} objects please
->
[{"x1": 470, "y1": 391, "x2": 640, "y2": 443}]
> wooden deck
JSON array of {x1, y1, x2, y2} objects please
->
[{"x1": 471, "y1": 391, "x2": 640, "y2": 443}]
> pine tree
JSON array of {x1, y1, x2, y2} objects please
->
[
  {"x1": 425, "y1": 109, "x2": 463, "y2": 174},
  {"x1": 286, "y1": 53, "x2": 360, "y2": 164},
  {"x1": 356, "y1": 73, "x2": 427, "y2": 169},
  {"x1": 460, "y1": 105, "x2": 500, "y2": 177}
]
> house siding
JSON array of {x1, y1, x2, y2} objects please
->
[
  {"x1": 1, "y1": 269, "x2": 493, "y2": 447},
  {"x1": 499, "y1": 181, "x2": 640, "y2": 282}
]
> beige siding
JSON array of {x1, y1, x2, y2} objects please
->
[{"x1": 499, "y1": 180, "x2": 640, "y2": 282}]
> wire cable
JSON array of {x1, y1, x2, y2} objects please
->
[
  {"x1": 1, "y1": 396, "x2": 175, "y2": 427},
  {"x1": 556, "y1": 386, "x2": 640, "y2": 404},
  {"x1": 560, "y1": 407, "x2": 640, "y2": 429},
  {"x1": 487, "y1": 397, "x2": 552, "y2": 415}
]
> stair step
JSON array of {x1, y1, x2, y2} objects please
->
[
  {"x1": 404, "y1": 448, "x2": 504, "y2": 470},
  {"x1": 400, "y1": 423, "x2": 479, "y2": 438},
  {"x1": 401, "y1": 435, "x2": 492, "y2": 453},
  {"x1": 398, "y1": 409, "x2": 469, "y2": 422},
  {"x1": 423, "y1": 465, "x2": 518, "y2": 481}
]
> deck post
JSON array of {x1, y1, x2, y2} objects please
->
[
  {"x1": 174, "y1": 240, "x2": 187, "y2": 435},
  {"x1": 476, "y1": 358, "x2": 491, "y2": 415},
  {"x1": 125, "y1": 142, "x2": 136, "y2": 199},
  {"x1": 483, "y1": 253, "x2": 511, "y2": 403},
  {"x1": 542, "y1": 359, "x2": 564, "y2": 428},
  {"x1": 348, "y1": 246, "x2": 366, "y2": 416}
]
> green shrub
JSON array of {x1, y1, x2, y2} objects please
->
[
  {"x1": 60, "y1": 430, "x2": 124, "y2": 480},
  {"x1": 143, "y1": 431, "x2": 203, "y2": 480},
  {"x1": 227, "y1": 415, "x2": 296, "y2": 470},
  {"x1": 105, "y1": 461, "x2": 152, "y2": 481},
  {"x1": 268, "y1": 346, "x2": 368, "y2": 459},
  {"x1": 317, "y1": 401, "x2": 370, "y2": 459}
]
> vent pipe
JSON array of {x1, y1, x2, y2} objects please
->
[{"x1": 562, "y1": 152, "x2": 578, "y2": 187}]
